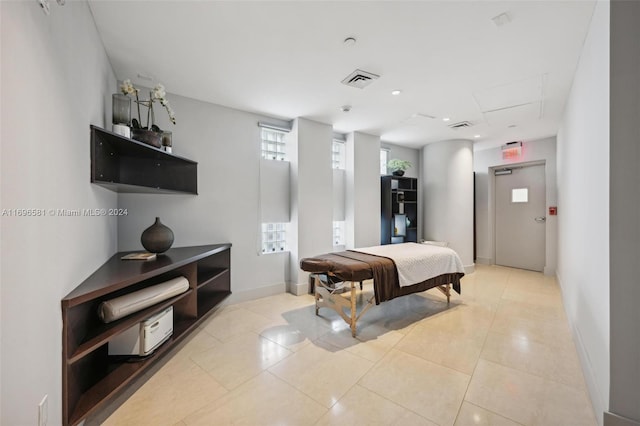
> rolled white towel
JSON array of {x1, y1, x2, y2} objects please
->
[{"x1": 98, "y1": 276, "x2": 189, "y2": 323}]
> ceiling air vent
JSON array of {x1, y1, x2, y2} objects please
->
[
  {"x1": 448, "y1": 121, "x2": 473, "y2": 129},
  {"x1": 341, "y1": 69, "x2": 380, "y2": 89}
]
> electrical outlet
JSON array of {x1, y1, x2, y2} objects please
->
[
  {"x1": 38, "y1": 395, "x2": 48, "y2": 426},
  {"x1": 37, "y1": 0, "x2": 50, "y2": 15}
]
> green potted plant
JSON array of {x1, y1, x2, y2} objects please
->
[{"x1": 387, "y1": 159, "x2": 412, "y2": 176}]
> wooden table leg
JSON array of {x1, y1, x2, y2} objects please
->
[
  {"x1": 350, "y1": 281, "x2": 357, "y2": 337},
  {"x1": 314, "y1": 276, "x2": 320, "y2": 315},
  {"x1": 436, "y1": 283, "x2": 452, "y2": 304}
]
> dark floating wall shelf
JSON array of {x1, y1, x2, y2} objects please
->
[
  {"x1": 61, "y1": 244, "x2": 231, "y2": 426},
  {"x1": 90, "y1": 125, "x2": 198, "y2": 194}
]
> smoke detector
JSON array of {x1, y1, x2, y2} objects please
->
[{"x1": 341, "y1": 69, "x2": 380, "y2": 89}]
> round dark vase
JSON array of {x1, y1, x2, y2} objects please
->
[
  {"x1": 141, "y1": 217, "x2": 174, "y2": 254},
  {"x1": 392, "y1": 170, "x2": 405, "y2": 176}
]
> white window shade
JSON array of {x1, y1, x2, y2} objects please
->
[
  {"x1": 260, "y1": 159, "x2": 290, "y2": 222},
  {"x1": 333, "y1": 168, "x2": 346, "y2": 221},
  {"x1": 333, "y1": 221, "x2": 345, "y2": 246}
]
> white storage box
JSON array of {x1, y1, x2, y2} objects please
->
[{"x1": 108, "y1": 306, "x2": 173, "y2": 356}]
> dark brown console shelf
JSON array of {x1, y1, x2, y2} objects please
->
[
  {"x1": 90, "y1": 125, "x2": 198, "y2": 194},
  {"x1": 61, "y1": 243, "x2": 231, "y2": 426}
]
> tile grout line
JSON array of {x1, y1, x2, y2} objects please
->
[
  {"x1": 354, "y1": 337, "x2": 441, "y2": 426},
  {"x1": 453, "y1": 267, "x2": 514, "y2": 425},
  {"x1": 109, "y1": 266, "x2": 594, "y2": 425}
]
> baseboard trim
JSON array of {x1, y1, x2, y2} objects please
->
[
  {"x1": 543, "y1": 266, "x2": 556, "y2": 276},
  {"x1": 475, "y1": 257, "x2": 492, "y2": 265},
  {"x1": 288, "y1": 281, "x2": 309, "y2": 296},
  {"x1": 464, "y1": 263, "x2": 475, "y2": 274},
  {"x1": 224, "y1": 282, "x2": 286, "y2": 305},
  {"x1": 557, "y1": 272, "x2": 606, "y2": 426},
  {"x1": 604, "y1": 412, "x2": 640, "y2": 426}
]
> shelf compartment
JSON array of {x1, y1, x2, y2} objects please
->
[
  {"x1": 382, "y1": 176, "x2": 418, "y2": 244},
  {"x1": 91, "y1": 125, "x2": 197, "y2": 194},
  {"x1": 391, "y1": 178, "x2": 416, "y2": 190},
  {"x1": 62, "y1": 244, "x2": 231, "y2": 426},
  {"x1": 68, "y1": 289, "x2": 193, "y2": 364},
  {"x1": 197, "y1": 290, "x2": 232, "y2": 319},
  {"x1": 67, "y1": 316, "x2": 195, "y2": 426},
  {"x1": 197, "y1": 268, "x2": 230, "y2": 289}
]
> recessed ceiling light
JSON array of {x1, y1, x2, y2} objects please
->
[
  {"x1": 442, "y1": 117, "x2": 450, "y2": 122},
  {"x1": 343, "y1": 37, "x2": 356, "y2": 46},
  {"x1": 474, "y1": 134, "x2": 481, "y2": 138},
  {"x1": 391, "y1": 90, "x2": 402, "y2": 96},
  {"x1": 341, "y1": 105, "x2": 352, "y2": 112},
  {"x1": 508, "y1": 124, "x2": 517, "y2": 128}
]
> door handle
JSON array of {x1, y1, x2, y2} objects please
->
[{"x1": 534, "y1": 216, "x2": 546, "y2": 223}]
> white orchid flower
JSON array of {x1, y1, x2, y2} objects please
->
[
  {"x1": 121, "y1": 78, "x2": 176, "y2": 127},
  {"x1": 120, "y1": 79, "x2": 138, "y2": 95},
  {"x1": 152, "y1": 84, "x2": 166, "y2": 100}
]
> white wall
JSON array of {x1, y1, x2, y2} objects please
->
[
  {"x1": 556, "y1": 1, "x2": 609, "y2": 423},
  {"x1": 117, "y1": 94, "x2": 290, "y2": 302},
  {"x1": 382, "y1": 142, "x2": 420, "y2": 179},
  {"x1": 474, "y1": 137, "x2": 558, "y2": 274},
  {"x1": 1, "y1": 2, "x2": 117, "y2": 424},
  {"x1": 608, "y1": 0, "x2": 640, "y2": 423},
  {"x1": 346, "y1": 132, "x2": 381, "y2": 248},
  {"x1": 422, "y1": 140, "x2": 474, "y2": 271},
  {"x1": 287, "y1": 118, "x2": 333, "y2": 294}
]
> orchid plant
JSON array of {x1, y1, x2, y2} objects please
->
[{"x1": 120, "y1": 79, "x2": 176, "y2": 131}]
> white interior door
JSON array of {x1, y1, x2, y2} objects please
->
[{"x1": 495, "y1": 164, "x2": 546, "y2": 271}]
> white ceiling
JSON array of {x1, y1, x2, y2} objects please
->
[{"x1": 88, "y1": 1, "x2": 596, "y2": 150}]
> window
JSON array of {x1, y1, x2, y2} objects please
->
[
  {"x1": 261, "y1": 223, "x2": 287, "y2": 253},
  {"x1": 512, "y1": 188, "x2": 528, "y2": 203},
  {"x1": 332, "y1": 140, "x2": 345, "y2": 170},
  {"x1": 380, "y1": 149, "x2": 389, "y2": 175},
  {"x1": 333, "y1": 221, "x2": 345, "y2": 246},
  {"x1": 261, "y1": 128, "x2": 287, "y2": 161}
]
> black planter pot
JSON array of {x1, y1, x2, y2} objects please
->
[
  {"x1": 131, "y1": 128, "x2": 162, "y2": 148},
  {"x1": 392, "y1": 170, "x2": 405, "y2": 176},
  {"x1": 141, "y1": 217, "x2": 174, "y2": 254}
]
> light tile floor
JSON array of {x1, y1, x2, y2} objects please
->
[{"x1": 103, "y1": 265, "x2": 597, "y2": 426}]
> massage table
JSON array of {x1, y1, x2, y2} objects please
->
[{"x1": 300, "y1": 242, "x2": 464, "y2": 337}]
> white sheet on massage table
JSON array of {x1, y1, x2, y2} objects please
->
[{"x1": 353, "y1": 242, "x2": 465, "y2": 287}]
